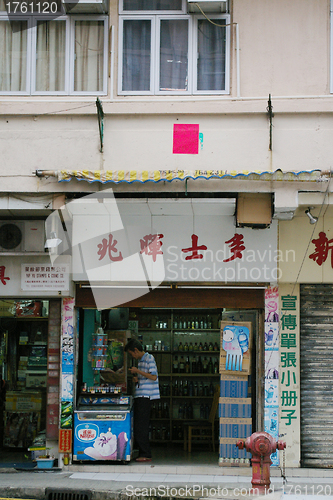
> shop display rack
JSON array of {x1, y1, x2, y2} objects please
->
[{"x1": 129, "y1": 308, "x2": 221, "y2": 444}]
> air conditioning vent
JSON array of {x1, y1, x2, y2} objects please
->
[
  {"x1": 0, "y1": 221, "x2": 45, "y2": 253},
  {"x1": 0, "y1": 223, "x2": 23, "y2": 251}
]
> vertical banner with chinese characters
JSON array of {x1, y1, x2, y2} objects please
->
[
  {"x1": 264, "y1": 285, "x2": 280, "y2": 466},
  {"x1": 279, "y1": 284, "x2": 300, "y2": 468},
  {"x1": 46, "y1": 300, "x2": 61, "y2": 439},
  {"x1": 60, "y1": 298, "x2": 75, "y2": 432}
]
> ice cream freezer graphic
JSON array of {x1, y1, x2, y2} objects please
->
[{"x1": 73, "y1": 395, "x2": 133, "y2": 461}]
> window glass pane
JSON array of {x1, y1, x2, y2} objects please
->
[
  {"x1": 74, "y1": 20, "x2": 104, "y2": 92},
  {"x1": 122, "y1": 19, "x2": 151, "y2": 91},
  {"x1": 123, "y1": 0, "x2": 182, "y2": 11},
  {"x1": 197, "y1": 19, "x2": 226, "y2": 91},
  {"x1": 160, "y1": 19, "x2": 188, "y2": 91},
  {"x1": 0, "y1": 20, "x2": 27, "y2": 91},
  {"x1": 36, "y1": 20, "x2": 66, "y2": 92}
]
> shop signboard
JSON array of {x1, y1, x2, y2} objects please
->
[{"x1": 278, "y1": 284, "x2": 300, "y2": 468}]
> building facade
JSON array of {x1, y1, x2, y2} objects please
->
[{"x1": 1, "y1": 0, "x2": 333, "y2": 468}]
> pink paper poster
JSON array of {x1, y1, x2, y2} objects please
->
[{"x1": 173, "y1": 124, "x2": 199, "y2": 154}]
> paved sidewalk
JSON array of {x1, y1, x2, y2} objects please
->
[{"x1": 1, "y1": 467, "x2": 333, "y2": 500}]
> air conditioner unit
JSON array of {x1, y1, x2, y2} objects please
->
[{"x1": 0, "y1": 221, "x2": 45, "y2": 253}]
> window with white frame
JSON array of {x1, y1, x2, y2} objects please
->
[
  {"x1": 118, "y1": 0, "x2": 230, "y2": 95},
  {"x1": 0, "y1": 5, "x2": 108, "y2": 95}
]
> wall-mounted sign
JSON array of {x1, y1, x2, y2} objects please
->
[{"x1": 21, "y1": 264, "x2": 70, "y2": 291}]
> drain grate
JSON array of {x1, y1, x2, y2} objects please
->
[{"x1": 45, "y1": 489, "x2": 92, "y2": 500}]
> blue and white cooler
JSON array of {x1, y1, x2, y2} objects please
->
[{"x1": 73, "y1": 395, "x2": 133, "y2": 462}]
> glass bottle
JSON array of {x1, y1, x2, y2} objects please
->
[
  {"x1": 183, "y1": 380, "x2": 188, "y2": 396},
  {"x1": 208, "y1": 357, "x2": 213, "y2": 374},
  {"x1": 178, "y1": 405, "x2": 183, "y2": 419},
  {"x1": 184, "y1": 342, "x2": 189, "y2": 352},
  {"x1": 214, "y1": 359, "x2": 219, "y2": 374},
  {"x1": 203, "y1": 356, "x2": 208, "y2": 373},
  {"x1": 179, "y1": 379, "x2": 183, "y2": 396},
  {"x1": 163, "y1": 402, "x2": 169, "y2": 418},
  {"x1": 200, "y1": 403, "x2": 205, "y2": 419},
  {"x1": 173, "y1": 379, "x2": 178, "y2": 396},
  {"x1": 187, "y1": 401, "x2": 193, "y2": 419},
  {"x1": 179, "y1": 356, "x2": 185, "y2": 373},
  {"x1": 189, "y1": 342, "x2": 194, "y2": 351},
  {"x1": 197, "y1": 356, "x2": 203, "y2": 374},
  {"x1": 213, "y1": 341, "x2": 219, "y2": 351},
  {"x1": 185, "y1": 356, "x2": 190, "y2": 374},
  {"x1": 173, "y1": 355, "x2": 179, "y2": 373},
  {"x1": 209, "y1": 342, "x2": 214, "y2": 351},
  {"x1": 194, "y1": 382, "x2": 198, "y2": 397},
  {"x1": 173, "y1": 316, "x2": 178, "y2": 329},
  {"x1": 204, "y1": 342, "x2": 208, "y2": 351},
  {"x1": 194, "y1": 342, "x2": 198, "y2": 351},
  {"x1": 178, "y1": 342, "x2": 183, "y2": 351},
  {"x1": 189, "y1": 380, "x2": 194, "y2": 396},
  {"x1": 191, "y1": 357, "x2": 197, "y2": 373},
  {"x1": 195, "y1": 317, "x2": 199, "y2": 329},
  {"x1": 199, "y1": 342, "x2": 203, "y2": 351}
]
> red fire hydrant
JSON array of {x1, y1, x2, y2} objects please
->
[{"x1": 236, "y1": 431, "x2": 286, "y2": 495}]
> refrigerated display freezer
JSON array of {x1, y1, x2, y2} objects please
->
[{"x1": 73, "y1": 395, "x2": 133, "y2": 462}]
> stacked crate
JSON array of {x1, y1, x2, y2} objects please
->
[{"x1": 219, "y1": 322, "x2": 252, "y2": 466}]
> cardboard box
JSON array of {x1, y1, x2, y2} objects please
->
[
  {"x1": 25, "y1": 373, "x2": 47, "y2": 389},
  {"x1": 0, "y1": 300, "x2": 15, "y2": 317},
  {"x1": 219, "y1": 417, "x2": 252, "y2": 438},
  {"x1": 219, "y1": 397, "x2": 252, "y2": 418},
  {"x1": 5, "y1": 392, "x2": 43, "y2": 411},
  {"x1": 220, "y1": 374, "x2": 249, "y2": 398},
  {"x1": 219, "y1": 438, "x2": 251, "y2": 459}
]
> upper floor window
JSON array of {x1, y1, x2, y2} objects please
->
[
  {"x1": 118, "y1": 0, "x2": 230, "y2": 95},
  {"x1": 0, "y1": 3, "x2": 108, "y2": 95}
]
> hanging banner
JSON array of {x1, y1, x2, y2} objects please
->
[
  {"x1": 264, "y1": 285, "x2": 280, "y2": 466},
  {"x1": 278, "y1": 284, "x2": 300, "y2": 468}
]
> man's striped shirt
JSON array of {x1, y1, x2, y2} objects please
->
[{"x1": 134, "y1": 352, "x2": 160, "y2": 400}]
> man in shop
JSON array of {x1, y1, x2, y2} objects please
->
[{"x1": 125, "y1": 339, "x2": 160, "y2": 462}]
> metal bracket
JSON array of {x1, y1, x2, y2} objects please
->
[
  {"x1": 266, "y1": 94, "x2": 274, "y2": 151},
  {"x1": 96, "y1": 98, "x2": 104, "y2": 153}
]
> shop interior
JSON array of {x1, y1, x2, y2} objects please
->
[
  {"x1": 0, "y1": 299, "x2": 49, "y2": 466},
  {"x1": 76, "y1": 306, "x2": 258, "y2": 464},
  {"x1": 0, "y1": 301, "x2": 258, "y2": 466}
]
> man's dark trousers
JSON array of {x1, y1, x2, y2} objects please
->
[{"x1": 134, "y1": 397, "x2": 152, "y2": 458}]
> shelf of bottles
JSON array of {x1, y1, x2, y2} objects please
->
[{"x1": 133, "y1": 309, "x2": 221, "y2": 443}]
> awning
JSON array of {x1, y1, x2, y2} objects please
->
[{"x1": 54, "y1": 169, "x2": 324, "y2": 184}]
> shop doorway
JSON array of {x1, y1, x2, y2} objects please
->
[
  {"x1": 76, "y1": 300, "x2": 262, "y2": 464},
  {"x1": 0, "y1": 300, "x2": 49, "y2": 457}
]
